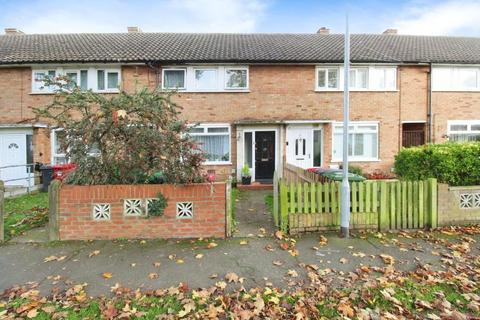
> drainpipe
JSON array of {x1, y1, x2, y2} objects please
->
[{"x1": 427, "y1": 63, "x2": 433, "y2": 143}]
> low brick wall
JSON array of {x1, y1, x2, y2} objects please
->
[
  {"x1": 438, "y1": 183, "x2": 480, "y2": 226},
  {"x1": 56, "y1": 182, "x2": 226, "y2": 240}
]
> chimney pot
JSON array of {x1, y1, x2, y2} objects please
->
[
  {"x1": 317, "y1": 27, "x2": 330, "y2": 35},
  {"x1": 127, "y1": 26, "x2": 142, "y2": 33},
  {"x1": 4, "y1": 28, "x2": 25, "y2": 35},
  {"x1": 383, "y1": 28, "x2": 398, "y2": 35}
]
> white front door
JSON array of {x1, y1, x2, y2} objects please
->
[
  {"x1": 286, "y1": 125, "x2": 323, "y2": 169},
  {"x1": 0, "y1": 133, "x2": 29, "y2": 186}
]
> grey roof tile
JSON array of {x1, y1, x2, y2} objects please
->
[{"x1": 1, "y1": 33, "x2": 480, "y2": 65}]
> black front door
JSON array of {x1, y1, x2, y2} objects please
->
[{"x1": 255, "y1": 131, "x2": 275, "y2": 181}]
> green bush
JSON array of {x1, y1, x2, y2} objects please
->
[
  {"x1": 348, "y1": 165, "x2": 363, "y2": 177},
  {"x1": 394, "y1": 142, "x2": 480, "y2": 186}
]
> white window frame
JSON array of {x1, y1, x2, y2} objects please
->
[
  {"x1": 193, "y1": 67, "x2": 218, "y2": 91},
  {"x1": 331, "y1": 121, "x2": 379, "y2": 162},
  {"x1": 316, "y1": 67, "x2": 340, "y2": 90},
  {"x1": 189, "y1": 123, "x2": 231, "y2": 165},
  {"x1": 96, "y1": 68, "x2": 121, "y2": 93},
  {"x1": 32, "y1": 66, "x2": 121, "y2": 94},
  {"x1": 51, "y1": 128, "x2": 101, "y2": 164},
  {"x1": 447, "y1": 120, "x2": 480, "y2": 142},
  {"x1": 162, "y1": 68, "x2": 187, "y2": 90},
  {"x1": 32, "y1": 69, "x2": 57, "y2": 93},
  {"x1": 432, "y1": 66, "x2": 480, "y2": 91},
  {"x1": 224, "y1": 67, "x2": 249, "y2": 90},
  {"x1": 315, "y1": 65, "x2": 397, "y2": 92},
  {"x1": 349, "y1": 67, "x2": 369, "y2": 90}
]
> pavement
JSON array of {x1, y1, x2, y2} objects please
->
[{"x1": 1, "y1": 231, "x2": 477, "y2": 296}]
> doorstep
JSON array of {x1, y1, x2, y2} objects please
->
[{"x1": 238, "y1": 182, "x2": 273, "y2": 190}]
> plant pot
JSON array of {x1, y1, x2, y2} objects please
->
[{"x1": 241, "y1": 176, "x2": 251, "y2": 185}]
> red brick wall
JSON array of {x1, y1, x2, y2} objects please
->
[{"x1": 58, "y1": 182, "x2": 226, "y2": 240}]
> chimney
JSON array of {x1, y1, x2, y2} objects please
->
[
  {"x1": 4, "y1": 28, "x2": 25, "y2": 35},
  {"x1": 317, "y1": 27, "x2": 330, "y2": 35},
  {"x1": 127, "y1": 26, "x2": 142, "y2": 33},
  {"x1": 383, "y1": 28, "x2": 398, "y2": 35}
]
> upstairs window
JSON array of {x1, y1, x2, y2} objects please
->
[
  {"x1": 317, "y1": 68, "x2": 339, "y2": 89},
  {"x1": 349, "y1": 68, "x2": 368, "y2": 89},
  {"x1": 448, "y1": 121, "x2": 480, "y2": 142},
  {"x1": 225, "y1": 68, "x2": 248, "y2": 89},
  {"x1": 370, "y1": 67, "x2": 396, "y2": 90},
  {"x1": 194, "y1": 69, "x2": 217, "y2": 90},
  {"x1": 433, "y1": 67, "x2": 480, "y2": 91},
  {"x1": 189, "y1": 124, "x2": 230, "y2": 164},
  {"x1": 163, "y1": 69, "x2": 186, "y2": 89},
  {"x1": 32, "y1": 67, "x2": 121, "y2": 93},
  {"x1": 32, "y1": 70, "x2": 56, "y2": 92}
]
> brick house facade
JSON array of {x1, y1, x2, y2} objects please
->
[{"x1": 1, "y1": 30, "x2": 480, "y2": 184}]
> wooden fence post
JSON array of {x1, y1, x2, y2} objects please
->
[
  {"x1": 273, "y1": 171, "x2": 279, "y2": 227},
  {"x1": 280, "y1": 180, "x2": 288, "y2": 233},
  {"x1": 48, "y1": 180, "x2": 61, "y2": 241},
  {"x1": 428, "y1": 178, "x2": 438, "y2": 229},
  {"x1": 225, "y1": 178, "x2": 232, "y2": 237},
  {"x1": 0, "y1": 181, "x2": 4, "y2": 242},
  {"x1": 379, "y1": 181, "x2": 388, "y2": 231}
]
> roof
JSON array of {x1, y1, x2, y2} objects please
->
[{"x1": 1, "y1": 32, "x2": 480, "y2": 65}]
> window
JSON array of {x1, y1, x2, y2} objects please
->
[
  {"x1": 97, "y1": 69, "x2": 120, "y2": 91},
  {"x1": 448, "y1": 121, "x2": 480, "y2": 142},
  {"x1": 225, "y1": 68, "x2": 248, "y2": 89},
  {"x1": 295, "y1": 139, "x2": 306, "y2": 156},
  {"x1": 317, "y1": 68, "x2": 339, "y2": 89},
  {"x1": 349, "y1": 68, "x2": 368, "y2": 89},
  {"x1": 32, "y1": 67, "x2": 120, "y2": 93},
  {"x1": 433, "y1": 67, "x2": 480, "y2": 91},
  {"x1": 32, "y1": 70, "x2": 56, "y2": 92},
  {"x1": 313, "y1": 130, "x2": 322, "y2": 167},
  {"x1": 51, "y1": 129, "x2": 68, "y2": 164},
  {"x1": 194, "y1": 69, "x2": 217, "y2": 90},
  {"x1": 332, "y1": 122, "x2": 378, "y2": 161},
  {"x1": 371, "y1": 67, "x2": 396, "y2": 90},
  {"x1": 189, "y1": 124, "x2": 230, "y2": 163},
  {"x1": 316, "y1": 66, "x2": 396, "y2": 91},
  {"x1": 163, "y1": 69, "x2": 186, "y2": 89}
]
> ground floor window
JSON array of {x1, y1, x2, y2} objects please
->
[
  {"x1": 189, "y1": 124, "x2": 230, "y2": 164},
  {"x1": 332, "y1": 122, "x2": 378, "y2": 161},
  {"x1": 448, "y1": 120, "x2": 480, "y2": 142},
  {"x1": 51, "y1": 129, "x2": 68, "y2": 164}
]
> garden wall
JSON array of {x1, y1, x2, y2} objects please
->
[
  {"x1": 53, "y1": 182, "x2": 226, "y2": 240},
  {"x1": 438, "y1": 184, "x2": 480, "y2": 226}
]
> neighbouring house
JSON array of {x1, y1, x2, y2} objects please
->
[{"x1": 1, "y1": 27, "x2": 480, "y2": 186}]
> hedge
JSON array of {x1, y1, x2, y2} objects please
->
[{"x1": 394, "y1": 142, "x2": 480, "y2": 186}]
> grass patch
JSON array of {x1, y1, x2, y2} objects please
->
[
  {"x1": 264, "y1": 194, "x2": 273, "y2": 214},
  {"x1": 4, "y1": 192, "x2": 48, "y2": 240}
]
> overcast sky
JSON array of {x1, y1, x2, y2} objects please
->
[{"x1": 0, "y1": 0, "x2": 479, "y2": 36}]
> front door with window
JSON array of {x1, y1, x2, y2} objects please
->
[
  {"x1": 286, "y1": 125, "x2": 323, "y2": 169},
  {"x1": 254, "y1": 131, "x2": 275, "y2": 181},
  {"x1": 0, "y1": 133, "x2": 31, "y2": 187}
]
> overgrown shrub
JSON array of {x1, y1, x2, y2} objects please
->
[
  {"x1": 34, "y1": 77, "x2": 205, "y2": 185},
  {"x1": 394, "y1": 142, "x2": 480, "y2": 186}
]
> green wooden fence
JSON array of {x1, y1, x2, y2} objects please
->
[{"x1": 273, "y1": 177, "x2": 438, "y2": 234}]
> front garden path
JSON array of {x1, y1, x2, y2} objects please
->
[{"x1": 233, "y1": 189, "x2": 276, "y2": 237}]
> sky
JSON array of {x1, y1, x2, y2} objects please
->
[{"x1": 0, "y1": 0, "x2": 479, "y2": 36}]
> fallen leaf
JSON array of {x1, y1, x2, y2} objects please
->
[
  {"x1": 176, "y1": 259, "x2": 184, "y2": 264},
  {"x1": 148, "y1": 272, "x2": 159, "y2": 279},
  {"x1": 275, "y1": 230, "x2": 284, "y2": 240},
  {"x1": 102, "y1": 272, "x2": 113, "y2": 279},
  {"x1": 225, "y1": 272, "x2": 239, "y2": 283},
  {"x1": 153, "y1": 262, "x2": 161, "y2": 267},
  {"x1": 27, "y1": 309, "x2": 38, "y2": 319},
  {"x1": 273, "y1": 260, "x2": 283, "y2": 266},
  {"x1": 287, "y1": 269, "x2": 299, "y2": 277},
  {"x1": 380, "y1": 254, "x2": 395, "y2": 265},
  {"x1": 195, "y1": 254, "x2": 204, "y2": 259},
  {"x1": 239, "y1": 240, "x2": 248, "y2": 245},
  {"x1": 88, "y1": 250, "x2": 100, "y2": 258},
  {"x1": 207, "y1": 242, "x2": 218, "y2": 249},
  {"x1": 340, "y1": 258, "x2": 348, "y2": 264}
]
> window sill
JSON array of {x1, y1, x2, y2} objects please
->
[
  {"x1": 162, "y1": 89, "x2": 250, "y2": 93},
  {"x1": 315, "y1": 89, "x2": 399, "y2": 93},
  {"x1": 331, "y1": 159, "x2": 381, "y2": 163},
  {"x1": 30, "y1": 90, "x2": 120, "y2": 95},
  {"x1": 432, "y1": 89, "x2": 480, "y2": 92},
  {"x1": 203, "y1": 162, "x2": 232, "y2": 166}
]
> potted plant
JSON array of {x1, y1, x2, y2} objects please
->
[{"x1": 241, "y1": 164, "x2": 251, "y2": 185}]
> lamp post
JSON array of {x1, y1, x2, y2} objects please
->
[{"x1": 340, "y1": 14, "x2": 351, "y2": 238}]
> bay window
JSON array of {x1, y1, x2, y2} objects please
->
[
  {"x1": 448, "y1": 121, "x2": 480, "y2": 142},
  {"x1": 189, "y1": 124, "x2": 230, "y2": 164},
  {"x1": 332, "y1": 122, "x2": 379, "y2": 161}
]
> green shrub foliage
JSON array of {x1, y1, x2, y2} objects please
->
[
  {"x1": 34, "y1": 77, "x2": 204, "y2": 185},
  {"x1": 394, "y1": 142, "x2": 480, "y2": 186}
]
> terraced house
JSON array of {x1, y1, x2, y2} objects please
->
[{"x1": 1, "y1": 27, "x2": 480, "y2": 185}]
